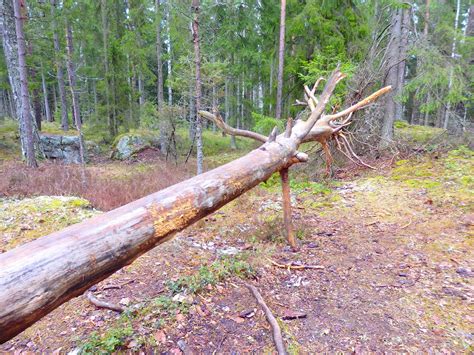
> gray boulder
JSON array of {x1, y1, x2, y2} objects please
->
[
  {"x1": 111, "y1": 133, "x2": 159, "y2": 160},
  {"x1": 40, "y1": 134, "x2": 88, "y2": 164}
]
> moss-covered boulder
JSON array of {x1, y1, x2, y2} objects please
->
[
  {"x1": 111, "y1": 132, "x2": 159, "y2": 160},
  {"x1": 0, "y1": 196, "x2": 100, "y2": 252},
  {"x1": 40, "y1": 134, "x2": 89, "y2": 164}
]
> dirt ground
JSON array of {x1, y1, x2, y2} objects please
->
[{"x1": 1, "y1": 150, "x2": 473, "y2": 354}]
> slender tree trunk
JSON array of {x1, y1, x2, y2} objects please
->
[
  {"x1": 394, "y1": 8, "x2": 410, "y2": 122},
  {"x1": 65, "y1": 23, "x2": 86, "y2": 169},
  {"x1": 165, "y1": 0, "x2": 172, "y2": 106},
  {"x1": 444, "y1": 0, "x2": 461, "y2": 130},
  {"x1": 41, "y1": 67, "x2": 51, "y2": 122},
  {"x1": 192, "y1": 0, "x2": 203, "y2": 174},
  {"x1": 7, "y1": 90, "x2": 14, "y2": 118},
  {"x1": 27, "y1": 42, "x2": 42, "y2": 131},
  {"x1": 1, "y1": 0, "x2": 37, "y2": 157},
  {"x1": 93, "y1": 80, "x2": 98, "y2": 118},
  {"x1": 156, "y1": 0, "x2": 164, "y2": 108},
  {"x1": 381, "y1": 8, "x2": 402, "y2": 144},
  {"x1": 138, "y1": 71, "x2": 145, "y2": 107},
  {"x1": 275, "y1": 0, "x2": 286, "y2": 119},
  {"x1": 156, "y1": 0, "x2": 168, "y2": 155},
  {"x1": 423, "y1": 94, "x2": 431, "y2": 126},
  {"x1": 13, "y1": 0, "x2": 37, "y2": 167},
  {"x1": 52, "y1": 84, "x2": 57, "y2": 116},
  {"x1": 424, "y1": 0, "x2": 430, "y2": 36},
  {"x1": 101, "y1": 0, "x2": 114, "y2": 136},
  {"x1": 50, "y1": 0, "x2": 68, "y2": 131}
]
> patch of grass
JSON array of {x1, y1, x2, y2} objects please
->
[
  {"x1": 167, "y1": 255, "x2": 255, "y2": 295},
  {"x1": 80, "y1": 316, "x2": 134, "y2": 354}
]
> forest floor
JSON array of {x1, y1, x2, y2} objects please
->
[{"x1": 0, "y1": 141, "x2": 472, "y2": 354}]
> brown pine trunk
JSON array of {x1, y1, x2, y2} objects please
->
[
  {"x1": 394, "y1": 8, "x2": 410, "y2": 122},
  {"x1": 275, "y1": 0, "x2": 286, "y2": 120},
  {"x1": 50, "y1": 0, "x2": 68, "y2": 131},
  {"x1": 380, "y1": 8, "x2": 402, "y2": 144},
  {"x1": 192, "y1": 0, "x2": 203, "y2": 174},
  {"x1": 41, "y1": 67, "x2": 52, "y2": 122},
  {"x1": 13, "y1": 0, "x2": 37, "y2": 167},
  {"x1": 65, "y1": 23, "x2": 86, "y2": 167}
]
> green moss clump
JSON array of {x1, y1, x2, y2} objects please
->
[
  {"x1": 394, "y1": 122, "x2": 444, "y2": 144},
  {"x1": 389, "y1": 146, "x2": 473, "y2": 207},
  {"x1": 0, "y1": 196, "x2": 100, "y2": 251}
]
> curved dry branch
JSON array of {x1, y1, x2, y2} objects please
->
[
  {"x1": 245, "y1": 283, "x2": 286, "y2": 355},
  {"x1": 321, "y1": 86, "x2": 392, "y2": 124},
  {"x1": 86, "y1": 292, "x2": 124, "y2": 313},
  {"x1": 198, "y1": 110, "x2": 267, "y2": 143}
]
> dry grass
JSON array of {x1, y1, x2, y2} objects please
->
[{"x1": 0, "y1": 159, "x2": 192, "y2": 211}]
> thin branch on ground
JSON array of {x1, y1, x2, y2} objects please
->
[
  {"x1": 266, "y1": 257, "x2": 325, "y2": 271},
  {"x1": 245, "y1": 283, "x2": 287, "y2": 355},
  {"x1": 86, "y1": 291, "x2": 125, "y2": 313}
]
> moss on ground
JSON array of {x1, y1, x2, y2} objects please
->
[
  {"x1": 0, "y1": 195, "x2": 100, "y2": 251},
  {"x1": 394, "y1": 120, "x2": 445, "y2": 144},
  {"x1": 390, "y1": 146, "x2": 473, "y2": 208}
]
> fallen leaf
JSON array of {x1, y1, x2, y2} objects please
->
[
  {"x1": 229, "y1": 315, "x2": 245, "y2": 324},
  {"x1": 154, "y1": 330, "x2": 166, "y2": 344},
  {"x1": 176, "y1": 313, "x2": 185, "y2": 322}
]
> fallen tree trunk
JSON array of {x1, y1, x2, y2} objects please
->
[
  {"x1": 0, "y1": 69, "x2": 390, "y2": 343},
  {"x1": 0, "y1": 140, "x2": 304, "y2": 342}
]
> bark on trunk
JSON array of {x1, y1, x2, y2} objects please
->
[
  {"x1": 165, "y1": 0, "x2": 172, "y2": 106},
  {"x1": 41, "y1": 67, "x2": 52, "y2": 122},
  {"x1": 444, "y1": 0, "x2": 461, "y2": 130},
  {"x1": 0, "y1": 0, "x2": 38, "y2": 160},
  {"x1": 50, "y1": 0, "x2": 68, "y2": 131},
  {"x1": 192, "y1": 0, "x2": 203, "y2": 174},
  {"x1": 13, "y1": 0, "x2": 37, "y2": 167},
  {"x1": 394, "y1": 8, "x2": 409, "y2": 122},
  {"x1": 380, "y1": 8, "x2": 402, "y2": 144},
  {"x1": 275, "y1": 0, "x2": 286, "y2": 119},
  {"x1": 65, "y1": 23, "x2": 86, "y2": 167},
  {"x1": 101, "y1": 0, "x2": 114, "y2": 136}
]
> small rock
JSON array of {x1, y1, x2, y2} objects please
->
[
  {"x1": 177, "y1": 339, "x2": 187, "y2": 352},
  {"x1": 218, "y1": 247, "x2": 240, "y2": 256},
  {"x1": 456, "y1": 267, "x2": 473, "y2": 278},
  {"x1": 119, "y1": 297, "x2": 131, "y2": 306}
]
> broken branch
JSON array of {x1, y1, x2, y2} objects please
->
[
  {"x1": 267, "y1": 257, "x2": 325, "y2": 271},
  {"x1": 245, "y1": 283, "x2": 286, "y2": 355},
  {"x1": 86, "y1": 292, "x2": 124, "y2": 313},
  {"x1": 199, "y1": 110, "x2": 267, "y2": 143}
]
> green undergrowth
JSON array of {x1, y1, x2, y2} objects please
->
[
  {"x1": 0, "y1": 119, "x2": 20, "y2": 160},
  {"x1": 394, "y1": 120, "x2": 445, "y2": 144},
  {"x1": 0, "y1": 196, "x2": 100, "y2": 251},
  {"x1": 260, "y1": 173, "x2": 341, "y2": 212},
  {"x1": 79, "y1": 255, "x2": 255, "y2": 354},
  {"x1": 390, "y1": 145, "x2": 473, "y2": 207},
  {"x1": 167, "y1": 255, "x2": 255, "y2": 295}
]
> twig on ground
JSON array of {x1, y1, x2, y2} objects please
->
[
  {"x1": 245, "y1": 283, "x2": 286, "y2": 355},
  {"x1": 266, "y1": 257, "x2": 325, "y2": 271},
  {"x1": 86, "y1": 291, "x2": 125, "y2": 313},
  {"x1": 400, "y1": 219, "x2": 412, "y2": 229}
]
